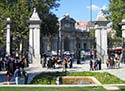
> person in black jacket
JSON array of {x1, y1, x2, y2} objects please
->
[{"x1": 90, "y1": 59, "x2": 93, "y2": 71}]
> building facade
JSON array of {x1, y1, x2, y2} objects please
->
[{"x1": 41, "y1": 14, "x2": 90, "y2": 56}]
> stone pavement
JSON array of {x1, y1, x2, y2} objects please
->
[{"x1": 0, "y1": 60, "x2": 125, "y2": 85}]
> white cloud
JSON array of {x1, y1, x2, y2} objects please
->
[{"x1": 87, "y1": 4, "x2": 100, "y2": 11}]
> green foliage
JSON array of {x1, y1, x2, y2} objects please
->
[
  {"x1": 68, "y1": 72, "x2": 125, "y2": 84},
  {"x1": 41, "y1": 13, "x2": 59, "y2": 35},
  {"x1": 0, "y1": 87, "x2": 109, "y2": 91},
  {"x1": 0, "y1": 0, "x2": 60, "y2": 51},
  {"x1": 29, "y1": 0, "x2": 60, "y2": 36},
  {"x1": 89, "y1": 29, "x2": 95, "y2": 39},
  {"x1": 0, "y1": 1, "x2": 11, "y2": 49},
  {"x1": 31, "y1": 72, "x2": 67, "y2": 84},
  {"x1": 89, "y1": 29, "x2": 95, "y2": 48},
  {"x1": 108, "y1": 0, "x2": 125, "y2": 37},
  {"x1": 31, "y1": 71, "x2": 125, "y2": 84}
]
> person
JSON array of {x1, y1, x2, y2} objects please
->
[
  {"x1": 41, "y1": 54, "x2": 46, "y2": 68},
  {"x1": 68, "y1": 56, "x2": 73, "y2": 68},
  {"x1": 90, "y1": 59, "x2": 93, "y2": 71},
  {"x1": 62, "y1": 56, "x2": 68, "y2": 72},
  {"x1": 47, "y1": 57, "x2": 53, "y2": 69},
  {"x1": 0, "y1": 58, "x2": 2, "y2": 71},
  {"x1": 20, "y1": 56, "x2": 25, "y2": 70},
  {"x1": 22, "y1": 69, "x2": 28, "y2": 84},
  {"x1": 6, "y1": 71, "x2": 12, "y2": 85},
  {"x1": 14, "y1": 67, "x2": 21, "y2": 85},
  {"x1": 98, "y1": 58, "x2": 101, "y2": 70},
  {"x1": 117, "y1": 58, "x2": 120, "y2": 68},
  {"x1": 106, "y1": 58, "x2": 110, "y2": 69},
  {"x1": 93, "y1": 59, "x2": 97, "y2": 70}
]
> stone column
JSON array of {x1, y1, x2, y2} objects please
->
[
  {"x1": 95, "y1": 24, "x2": 108, "y2": 63},
  {"x1": 33, "y1": 26, "x2": 40, "y2": 60},
  {"x1": 95, "y1": 26, "x2": 101, "y2": 55},
  {"x1": 101, "y1": 28, "x2": 108, "y2": 57},
  {"x1": 95, "y1": 9, "x2": 109, "y2": 63},
  {"x1": 28, "y1": 8, "x2": 41, "y2": 64},
  {"x1": 6, "y1": 17, "x2": 11, "y2": 56},
  {"x1": 121, "y1": 19, "x2": 125, "y2": 62},
  {"x1": 29, "y1": 26, "x2": 33, "y2": 63}
]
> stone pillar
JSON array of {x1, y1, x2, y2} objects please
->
[
  {"x1": 95, "y1": 9, "x2": 109, "y2": 63},
  {"x1": 101, "y1": 28, "x2": 108, "y2": 57},
  {"x1": 121, "y1": 19, "x2": 125, "y2": 62},
  {"x1": 6, "y1": 17, "x2": 11, "y2": 56},
  {"x1": 33, "y1": 26, "x2": 41, "y2": 61},
  {"x1": 95, "y1": 24, "x2": 108, "y2": 63},
  {"x1": 95, "y1": 26, "x2": 101, "y2": 55},
  {"x1": 29, "y1": 26, "x2": 33, "y2": 63},
  {"x1": 28, "y1": 8, "x2": 41, "y2": 64}
]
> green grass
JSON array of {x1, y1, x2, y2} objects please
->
[
  {"x1": 68, "y1": 72, "x2": 125, "y2": 84},
  {"x1": 31, "y1": 71, "x2": 125, "y2": 84},
  {"x1": 0, "y1": 87, "x2": 117, "y2": 91},
  {"x1": 119, "y1": 86, "x2": 125, "y2": 91}
]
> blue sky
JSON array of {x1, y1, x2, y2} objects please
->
[{"x1": 52, "y1": 0, "x2": 109, "y2": 21}]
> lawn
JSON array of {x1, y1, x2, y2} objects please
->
[
  {"x1": 31, "y1": 71, "x2": 125, "y2": 84},
  {"x1": 0, "y1": 87, "x2": 120, "y2": 91},
  {"x1": 119, "y1": 86, "x2": 125, "y2": 91}
]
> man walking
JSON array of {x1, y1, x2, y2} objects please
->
[{"x1": 14, "y1": 67, "x2": 21, "y2": 85}]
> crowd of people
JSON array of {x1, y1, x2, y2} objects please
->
[
  {"x1": 41, "y1": 54, "x2": 74, "y2": 72},
  {"x1": 0, "y1": 51, "x2": 122, "y2": 85},
  {"x1": 89, "y1": 56, "x2": 121, "y2": 71},
  {"x1": 106, "y1": 57, "x2": 121, "y2": 69},
  {"x1": 89, "y1": 58, "x2": 102, "y2": 71},
  {"x1": 0, "y1": 56, "x2": 29, "y2": 85}
]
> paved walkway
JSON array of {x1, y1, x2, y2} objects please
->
[{"x1": 0, "y1": 60, "x2": 125, "y2": 85}]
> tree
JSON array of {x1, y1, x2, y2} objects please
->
[
  {"x1": 0, "y1": 1, "x2": 12, "y2": 49},
  {"x1": 11, "y1": 0, "x2": 31, "y2": 56},
  {"x1": 30, "y1": 0, "x2": 60, "y2": 35},
  {"x1": 108, "y1": 0, "x2": 125, "y2": 37},
  {"x1": 41, "y1": 13, "x2": 59, "y2": 51},
  {"x1": 0, "y1": 0, "x2": 60, "y2": 54},
  {"x1": 89, "y1": 29, "x2": 95, "y2": 48}
]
